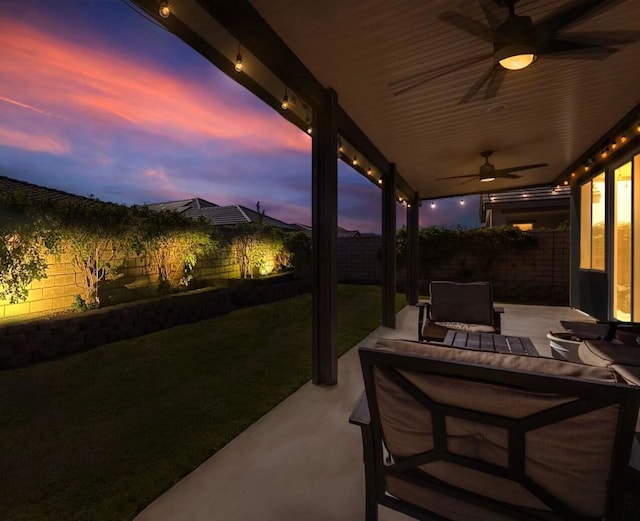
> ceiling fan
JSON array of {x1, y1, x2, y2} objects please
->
[
  {"x1": 390, "y1": 0, "x2": 638, "y2": 103},
  {"x1": 437, "y1": 150, "x2": 548, "y2": 184}
]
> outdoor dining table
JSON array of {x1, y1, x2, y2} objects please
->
[{"x1": 442, "y1": 330, "x2": 538, "y2": 356}]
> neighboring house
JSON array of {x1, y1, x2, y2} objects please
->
[
  {"x1": 146, "y1": 198, "x2": 297, "y2": 230},
  {"x1": 0, "y1": 175, "x2": 97, "y2": 206},
  {"x1": 291, "y1": 223, "x2": 361, "y2": 238},
  {"x1": 187, "y1": 205, "x2": 297, "y2": 230},
  {"x1": 144, "y1": 198, "x2": 218, "y2": 213},
  {"x1": 480, "y1": 185, "x2": 570, "y2": 230}
]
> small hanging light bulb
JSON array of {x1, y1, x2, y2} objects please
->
[
  {"x1": 563, "y1": 180, "x2": 569, "y2": 186},
  {"x1": 159, "y1": 1, "x2": 170, "y2": 18},
  {"x1": 407, "y1": 203, "x2": 411, "y2": 208},
  {"x1": 377, "y1": 178, "x2": 382, "y2": 185},
  {"x1": 281, "y1": 87, "x2": 289, "y2": 110},
  {"x1": 620, "y1": 133, "x2": 628, "y2": 144},
  {"x1": 460, "y1": 199, "x2": 465, "y2": 205},
  {"x1": 430, "y1": 202, "x2": 436, "y2": 208},
  {"x1": 352, "y1": 155, "x2": 358, "y2": 166},
  {"x1": 367, "y1": 165, "x2": 372, "y2": 176},
  {"x1": 235, "y1": 44, "x2": 243, "y2": 73},
  {"x1": 571, "y1": 172, "x2": 576, "y2": 178},
  {"x1": 338, "y1": 138, "x2": 343, "y2": 155}
]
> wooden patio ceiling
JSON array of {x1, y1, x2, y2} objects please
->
[{"x1": 134, "y1": 0, "x2": 640, "y2": 200}]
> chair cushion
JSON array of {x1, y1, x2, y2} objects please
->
[
  {"x1": 434, "y1": 321, "x2": 496, "y2": 333},
  {"x1": 429, "y1": 281, "x2": 493, "y2": 325},
  {"x1": 373, "y1": 339, "x2": 620, "y2": 517},
  {"x1": 581, "y1": 340, "x2": 640, "y2": 367}
]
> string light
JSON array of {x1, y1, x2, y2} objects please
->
[
  {"x1": 460, "y1": 199, "x2": 465, "y2": 205},
  {"x1": 377, "y1": 178, "x2": 382, "y2": 185},
  {"x1": 571, "y1": 172, "x2": 576, "y2": 178},
  {"x1": 367, "y1": 166, "x2": 372, "y2": 176},
  {"x1": 159, "y1": 1, "x2": 170, "y2": 18},
  {"x1": 621, "y1": 133, "x2": 628, "y2": 144},
  {"x1": 304, "y1": 105, "x2": 312, "y2": 135},
  {"x1": 338, "y1": 137, "x2": 343, "y2": 155},
  {"x1": 352, "y1": 155, "x2": 358, "y2": 166},
  {"x1": 563, "y1": 180, "x2": 569, "y2": 186},
  {"x1": 235, "y1": 44, "x2": 243, "y2": 73},
  {"x1": 281, "y1": 87, "x2": 289, "y2": 110},
  {"x1": 600, "y1": 147, "x2": 609, "y2": 159},
  {"x1": 430, "y1": 202, "x2": 436, "y2": 208},
  {"x1": 610, "y1": 140, "x2": 617, "y2": 150}
]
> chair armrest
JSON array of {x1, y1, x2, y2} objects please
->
[
  {"x1": 493, "y1": 306, "x2": 504, "y2": 334},
  {"x1": 349, "y1": 392, "x2": 370, "y2": 427},
  {"x1": 417, "y1": 302, "x2": 431, "y2": 341}
]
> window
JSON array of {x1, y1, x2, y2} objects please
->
[
  {"x1": 580, "y1": 172, "x2": 606, "y2": 270},
  {"x1": 614, "y1": 162, "x2": 632, "y2": 320},
  {"x1": 512, "y1": 223, "x2": 533, "y2": 231}
]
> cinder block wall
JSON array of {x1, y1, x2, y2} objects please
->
[
  {"x1": 337, "y1": 230, "x2": 570, "y2": 305},
  {"x1": 0, "y1": 248, "x2": 243, "y2": 322}
]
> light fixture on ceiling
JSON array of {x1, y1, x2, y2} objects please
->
[
  {"x1": 494, "y1": 5, "x2": 536, "y2": 71},
  {"x1": 281, "y1": 88, "x2": 289, "y2": 110},
  {"x1": 235, "y1": 44, "x2": 243, "y2": 73},
  {"x1": 159, "y1": 1, "x2": 170, "y2": 18}
]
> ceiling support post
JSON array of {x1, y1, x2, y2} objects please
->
[
  {"x1": 406, "y1": 192, "x2": 420, "y2": 306},
  {"x1": 312, "y1": 88, "x2": 338, "y2": 386},
  {"x1": 382, "y1": 164, "x2": 397, "y2": 328}
]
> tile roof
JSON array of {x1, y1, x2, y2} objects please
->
[
  {"x1": 0, "y1": 175, "x2": 95, "y2": 206},
  {"x1": 185, "y1": 205, "x2": 296, "y2": 229},
  {"x1": 145, "y1": 198, "x2": 218, "y2": 213}
]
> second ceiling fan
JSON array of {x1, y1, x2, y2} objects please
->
[
  {"x1": 437, "y1": 151, "x2": 548, "y2": 184},
  {"x1": 390, "y1": 0, "x2": 637, "y2": 103}
]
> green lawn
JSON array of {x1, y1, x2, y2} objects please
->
[{"x1": 0, "y1": 285, "x2": 405, "y2": 521}]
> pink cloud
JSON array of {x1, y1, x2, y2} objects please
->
[
  {"x1": 0, "y1": 125, "x2": 70, "y2": 154},
  {"x1": 0, "y1": 18, "x2": 310, "y2": 155}
]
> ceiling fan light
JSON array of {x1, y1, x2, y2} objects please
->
[
  {"x1": 480, "y1": 175, "x2": 496, "y2": 183},
  {"x1": 494, "y1": 15, "x2": 536, "y2": 71},
  {"x1": 498, "y1": 51, "x2": 535, "y2": 71}
]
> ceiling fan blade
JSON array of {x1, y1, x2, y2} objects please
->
[
  {"x1": 436, "y1": 174, "x2": 477, "y2": 180},
  {"x1": 539, "y1": 38, "x2": 618, "y2": 56},
  {"x1": 460, "y1": 177, "x2": 479, "y2": 185},
  {"x1": 536, "y1": 0, "x2": 624, "y2": 43},
  {"x1": 558, "y1": 30, "x2": 640, "y2": 46},
  {"x1": 459, "y1": 67, "x2": 495, "y2": 104},
  {"x1": 439, "y1": 10, "x2": 493, "y2": 43},
  {"x1": 389, "y1": 53, "x2": 491, "y2": 95},
  {"x1": 496, "y1": 173, "x2": 522, "y2": 179},
  {"x1": 483, "y1": 69, "x2": 506, "y2": 100},
  {"x1": 494, "y1": 163, "x2": 548, "y2": 176},
  {"x1": 479, "y1": 0, "x2": 501, "y2": 31}
]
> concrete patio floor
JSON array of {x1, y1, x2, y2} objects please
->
[{"x1": 134, "y1": 302, "x2": 591, "y2": 521}]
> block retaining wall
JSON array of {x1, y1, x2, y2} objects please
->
[{"x1": 0, "y1": 279, "x2": 310, "y2": 370}]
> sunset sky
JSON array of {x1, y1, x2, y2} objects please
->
[{"x1": 0, "y1": 0, "x2": 481, "y2": 233}]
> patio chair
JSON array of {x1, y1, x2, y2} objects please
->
[
  {"x1": 417, "y1": 281, "x2": 503, "y2": 342},
  {"x1": 350, "y1": 339, "x2": 640, "y2": 521}
]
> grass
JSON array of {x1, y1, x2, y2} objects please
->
[{"x1": 0, "y1": 284, "x2": 405, "y2": 521}]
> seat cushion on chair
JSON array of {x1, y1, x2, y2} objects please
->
[
  {"x1": 373, "y1": 339, "x2": 620, "y2": 516},
  {"x1": 434, "y1": 321, "x2": 496, "y2": 333},
  {"x1": 581, "y1": 340, "x2": 640, "y2": 367}
]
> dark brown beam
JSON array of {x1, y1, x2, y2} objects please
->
[
  {"x1": 382, "y1": 164, "x2": 397, "y2": 328},
  {"x1": 131, "y1": 0, "x2": 310, "y2": 133},
  {"x1": 193, "y1": 0, "x2": 325, "y2": 110},
  {"x1": 312, "y1": 88, "x2": 338, "y2": 385},
  {"x1": 406, "y1": 192, "x2": 420, "y2": 306}
]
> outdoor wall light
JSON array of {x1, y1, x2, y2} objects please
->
[{"x1": 159, "y1": 1, "x2": 170, "y2": 18}]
